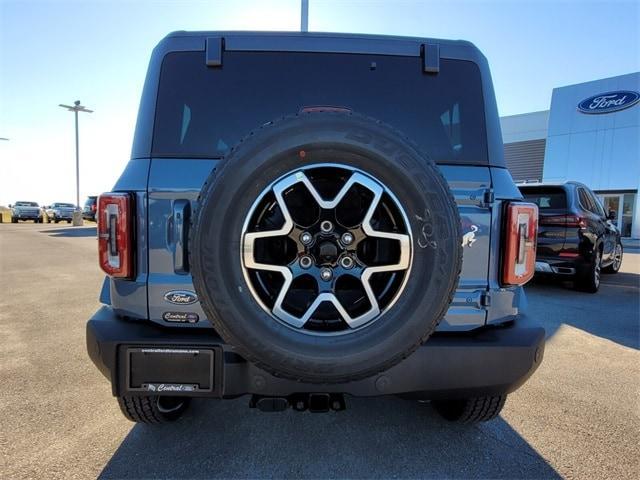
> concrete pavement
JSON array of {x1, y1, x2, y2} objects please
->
[{"x1": 0, "y1": 223, "x2": 638, "y2": 479}]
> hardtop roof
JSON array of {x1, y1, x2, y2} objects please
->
[{"x1": 165, "y1": 30, "x2": 477, "y2": 48}]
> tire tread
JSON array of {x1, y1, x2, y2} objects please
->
[
  {"x1": 117, "y1": 396, "x2": 178, "y2": 424},
  {"x1": 434, "y1": 395, "x2": 506, "y2": 423}
]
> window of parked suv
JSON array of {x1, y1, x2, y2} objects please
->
[
  {"x1": 578, "y1": 187, "x2": 605, "y2": 217},
  {"x1": 521, "y1": 187, "x2": 567, "y2": 210}
]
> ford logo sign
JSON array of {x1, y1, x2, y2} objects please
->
[
  {"x1": 577, "y1": 90, "x2": 640, "y2": 114},
  {"x1": 164, "y1": 290, "x2": 198, "y2": 305}
]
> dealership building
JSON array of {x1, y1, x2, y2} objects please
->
[{"x1": 501, "y1": 72, "x2": 640, "y2": 239}]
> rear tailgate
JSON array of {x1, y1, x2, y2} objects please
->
[{"x1": 146, "y1": 161, "x2": 492, "y2": 331}]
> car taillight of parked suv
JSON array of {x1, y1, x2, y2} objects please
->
[
  {"x1": 518, "y1": 181, "x2": 623, "y2": 293},
  {"x1": 86, "y1": 31, "x2": 545, "y2": 425}
]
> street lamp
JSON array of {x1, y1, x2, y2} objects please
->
[
  {"x1": 301, "y1": 0, "x2": 309, "y2": 32},
  {"x1": 59, "y1": 100, "x2": 93, "y2": 209}
]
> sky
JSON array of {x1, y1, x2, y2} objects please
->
[{"x1": 0, "y1": 0, "x2": 638, "y2": 206}]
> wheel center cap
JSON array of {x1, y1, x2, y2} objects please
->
[{"x1": 317, "y1": 241, "x2": 339, "y2": 263}]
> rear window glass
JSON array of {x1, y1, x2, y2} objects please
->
[
  {"x1": 521, "y1": 187, "x2": 567, "y2": 210},
  {"x1": 152, "y1": 51, "x2": 488, "y2": 165},
  {"x1": 15, "y1": 201, "x2": 38, "y2": 207}
]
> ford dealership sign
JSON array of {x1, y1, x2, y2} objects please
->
[{"x1": 578, "y1": 91, "x2": 640, "y2": 114}]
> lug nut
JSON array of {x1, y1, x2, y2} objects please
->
[
  {"x1": 320, "y1": 220, "x2": 333, "y2": 233},
  {"x1": 341, "y1": 232, "x2": 354, "y2": 245},
  {"x1": 299, "y1": 255, "x2": 313, "y2": 269},
  {"x1": 320, "y1": 267, "x2": 333, "y2": 281},
  {"x1": 300, "y1": 231, "x2": 313, "y2": 245},
  {"x1": 340, "y1": 256, "x2": 354, "y2": 269}
]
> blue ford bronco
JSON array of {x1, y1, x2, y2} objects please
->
[{"x1": 86, "y1": 31, "x2": 544, "y2": 424}]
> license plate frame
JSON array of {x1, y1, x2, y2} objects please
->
[{"x1": 125, "y1": 347, "x2": 216, "y2": 394}]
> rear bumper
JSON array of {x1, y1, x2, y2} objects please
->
[{"x1": 87, "y1": 306, "x2": 545, "y2": 399}]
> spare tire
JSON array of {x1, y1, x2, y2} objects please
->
[{"x1": 190, "y1": 112, "x2": 461, "y2": 383}]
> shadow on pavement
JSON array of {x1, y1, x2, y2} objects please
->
[
  {"x1": 40, "y1": 226, "x2": 97, "y2": 237},
  {"x1": 99, "y1": 396, "x2": 559, "y2": 479},
  {"x1": 526, "y1": 270, "x2": 639, "y2": 350}
]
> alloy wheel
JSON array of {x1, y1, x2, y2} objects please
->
[
  {"x1": 241, "y1": 164, "x2": 412, "y2": 335},
  {"x1": 613, "y1": 244, "x2": 623, "y2": 271}
]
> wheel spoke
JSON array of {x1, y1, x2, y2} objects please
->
[{"x1": 242, "y1": 173, "x2": 303, "y2": 327}]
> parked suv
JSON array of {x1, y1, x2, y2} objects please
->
[
  {"x1": 86, "y1": 31, "x2": 544, "y2": 424},
  {"x1": 45, "y1": 202, "x2": 76, "y2": 223},
  {"x1": 10, "y1": 201, "x2": 41, "y2": 223},
  {"x1": 82, "y1": 196, "x2": 98, "y2": 221},
  {"x1": 518, "y1": 182, "x2": 622, "y2": 292}
]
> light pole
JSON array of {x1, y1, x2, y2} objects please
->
[
  {"x1": 59, "y1": 100, "x2": 93, "y2": 209},
  {"x1": 301, "y1": 0, "x2": 308, "y2": 32}
]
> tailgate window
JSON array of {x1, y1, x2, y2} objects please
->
[{"x1": 152, "y1": 51, "x2": 488, "y2": 165}]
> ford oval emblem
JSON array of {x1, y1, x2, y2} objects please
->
[
  {"x1": 577, "y1": 90, "x2": 640, "y2": 114},
  {"x1": 164, "y1": 290, "x2": 198, "y2": 305}
]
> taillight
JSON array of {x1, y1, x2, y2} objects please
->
[
  {"x1": 565, "y1": 215, "x2": 586, "y2": 228},
  {"x1": 97, "y1": 193, "x2": 133, "y2": 278},
  {"x1": 502, "y1": 202, "x2": 538, "y2": 286},
  {"x1": 91, "y1": 203, "x2": 97, "y2": 212},
  {"x1": 539, "y1": 215, "x2": 565, "y2": 226},
  {"x1": 539, "y1": 214, "x2": 585, "y2": 228}
]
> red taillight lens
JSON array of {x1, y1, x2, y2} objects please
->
[
  {"x1": 539, "y1": 214, "x2": 585, "y2": 228},
  {"x1": 539, "y1": 215, "x2": 565, "y2": 226},
  {"x1": 97, "y1": 193, "x2": 133, "y2": 278},
  {"x1": 502, "y1": 202, "x2": 538, "y2": 286},
  {"x1": 565, "y1": 215, "x2": 586, "y2": 228},
  {"x1": 91, "y1": 203, "x2": 97, "y2": 212}
]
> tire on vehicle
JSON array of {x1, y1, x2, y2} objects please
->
[
  {"x1": 190, "y1": 112, "x2": 462, "y2": 383},
  {"x1": 576, "y1": 248, "x2": 601, "y2": 293},
  {"x1": 117, "y1": 395, "x2": 190, "y2": 423},
  {"x1": 602, "y1": 242, "x2": 623, "y2": 274},
  {"x1": 432, "y1": 395, "x2": 507, "y2": 423}
]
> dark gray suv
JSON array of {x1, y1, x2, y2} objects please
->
[{"x1": 86, "y1": 31, "x2": 545, "y2": 424}]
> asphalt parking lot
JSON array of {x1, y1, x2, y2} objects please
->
[{"x1": 0, "y1": 223, "x2": 638, "y2": 479}]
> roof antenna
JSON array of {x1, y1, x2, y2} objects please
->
[{"x1": 301, "y1": 0, "x2": 309, "y2": 32}]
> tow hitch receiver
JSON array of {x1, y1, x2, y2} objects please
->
[{"x1": 250, "y1": 393, "x2": 346, "y2": 413}]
